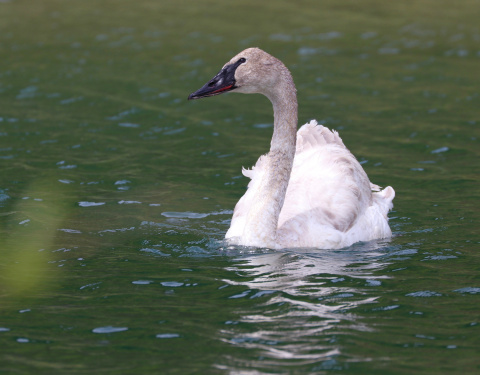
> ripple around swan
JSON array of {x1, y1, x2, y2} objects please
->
[
  {"x1": 217, "y1": 244, "x2": 394, "y2": 368},
  {"x1": 161, "y1": 211, "x2": 209, "y2": 219}
]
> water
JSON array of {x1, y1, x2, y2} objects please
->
[{"x1": 1, "y1": 1, "x2": 479, "y2": 374}]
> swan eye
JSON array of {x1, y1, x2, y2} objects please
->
[{"x1": 238, "y1": 57, "x2": 246, "y2": 64}]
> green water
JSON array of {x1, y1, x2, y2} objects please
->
[{"x1": 1, "y1": 0, "x2": 479, "y2": 374}]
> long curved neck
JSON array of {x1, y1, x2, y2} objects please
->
[{"x1": 242, "y1": 74, "x2": 298, "y2": 248}]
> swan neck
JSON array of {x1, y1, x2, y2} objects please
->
[
  {"x1": 241, "y1": 73, "x2": 298, "y2": 248},
  {"x1": 269, "y1": 78, "x2": 298, "y2": 153}
]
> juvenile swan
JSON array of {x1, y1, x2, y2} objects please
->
[{"x1": 188, "y1": 47, "x2": 395, "y2": 249}]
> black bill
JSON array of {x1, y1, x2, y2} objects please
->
[{"x1": 188, "y1": 58, "x2": 245, "y2": 100}]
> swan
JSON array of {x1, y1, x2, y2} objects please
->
[{"x1": 188, "y1": 47, "x2": 395, "y2": 249}]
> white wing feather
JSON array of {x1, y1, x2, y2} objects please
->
[{"x1": 226, "y1": 121, "x2": 395, "y2": 249}]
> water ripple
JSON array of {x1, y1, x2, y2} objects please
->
[
  {"x1": 78, "y1": 201, "x2": 105, "y2": 207},
  {"x1": 156, "y1": 333, "x2": 180, "y2": 339},
  {"x1": 218, "y1": 245, "x2": 391, "y2": 366},
  {"x1": 454, "y1": 287, "x2": 480, "y2": 294},
  {"x1": 92, "y1": 326, "x2": 128, "y2": 334},
  {"x1": 406, "y1": 290, "x2": 442, "y2": 297}
]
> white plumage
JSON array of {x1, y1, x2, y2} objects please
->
[
  {"x1": 189, "y1": 48, "x2": 395, "y2": 249},
  {"x1": 226, "y1": 120, "x2": 394, "y2": 249}
]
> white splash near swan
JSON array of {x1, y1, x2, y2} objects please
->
[{"x1": 189, "y1": 47, "x2": 394, "y2": 249}]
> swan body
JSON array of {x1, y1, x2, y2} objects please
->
[{"x1": 188, "y1": 47, "x2": 395, "y2": 249}]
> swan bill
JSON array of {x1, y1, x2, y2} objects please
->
[{"x1": 188, "y1": 58, "x2": 245, "y2": 100}]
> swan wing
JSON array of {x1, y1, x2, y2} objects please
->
[
  {"x1": 226, "y1": 121, "x2": 395, "y2": 249},
  {"x1": 277, "y1": 121, "x2": 394, "y2": 248}
]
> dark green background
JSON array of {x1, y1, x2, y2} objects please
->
[{"x1": 0, "y1": 1, "x2": 479, "y2": 374}]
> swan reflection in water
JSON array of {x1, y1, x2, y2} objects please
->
[{"x1": 217, "y1": 240, "x2": 392, "y2": 371}]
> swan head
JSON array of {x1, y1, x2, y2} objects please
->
[{"x1": 188, "y1": 48, "x2": 289, "y2": 100}]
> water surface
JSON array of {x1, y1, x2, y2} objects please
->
[{"x1": 0, "y1": 1, "x2": 479, "y2": 374}]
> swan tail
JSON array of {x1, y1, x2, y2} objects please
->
[{"x1": 373, "y1": 185, "x2": 395, "y2": 214}]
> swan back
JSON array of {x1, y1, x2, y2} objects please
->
[
  {"x1": 227, "y1": 120, "x2": 395, "y2": 249},
  {"x1": 277, "y1": 121, "x2": 394, "y2": 248}
]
